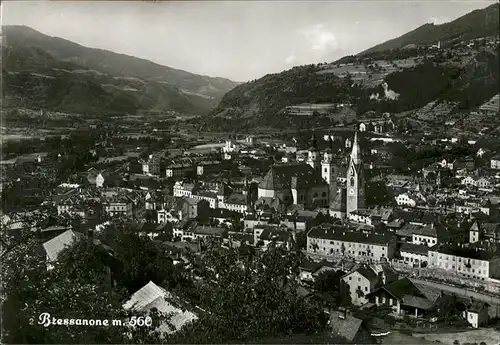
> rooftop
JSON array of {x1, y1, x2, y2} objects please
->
[
  {"x1": 430, "y1": 244, "x2": 500, "y2": 261},
  {"x1": 308, "y1": 224, "x2": 394, "y2": 245}
]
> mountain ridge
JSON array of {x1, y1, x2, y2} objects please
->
[
  {"x1": 359, "y1": 3, "x2": 499, "y2": 55},
  {"x1": 1, "y1": 25, "x2": 239, "y2": 116},
  {"x1": 206, "y1": 3, "x2": 499, "y2": 132}
]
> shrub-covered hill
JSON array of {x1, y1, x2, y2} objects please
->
[
  {"x1": 3, "y1": 25, "x2": 238, "y2": 100},
  {"x1": 207, "y1": 44, "x2": 499, "y2": 130},
  {"x1": 2, "y1": 45, "x2": 220, "y2": 116},
  {"x1": 211, "y1": 64, "x2": 355, "y2": 119}
]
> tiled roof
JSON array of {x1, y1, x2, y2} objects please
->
[
  {"x1": 308, "y1": 224, "x2": 394, "y2": 246},
  {"x1": 400, "y1": 242, "x2": 429, "y2": 255},
  {"x1": 225, "y1": 193, "x2": 247, "y2": 205},
  {"x1": 191, "y1": 225, "x2": 226, "y2": 236},
  {"x1": 259, "y1": 228, "x2": 291, "y2": 242},
  {"x1": 329, "y1": 311, "x2": 363, "y2": 342},
  {"x1": 356, "y1": 266, "x2": 378, "y2": 281},
  {"x1": 467, "y1": 300, "x2": 490, "y2": 313},
  {"x1": 429, "y1": 244, "x2": 500, "y2": 261},
  {"x1": 258, "y1": 163, "x2": 327, "y2": 190},
  {"x1": 402, "y1": 295, "x2": 434, "y2": 310},
  {"x1": 375, "y1": 277, "x2": 425, "y2": 301}
]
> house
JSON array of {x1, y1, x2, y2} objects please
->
[
  {"x1": 176, "y1": 223, "x2": 226, "y2": 242},
  {"x1": 299, "y1": 259, "x2": 320, "y2": 282},
  {"x1": 329, "y1": 309, "x2": 372, "y2": 343},
  {"x1": 42, "y1": 230, "x2": 84, "y2": 270},
  {"x1": 104, "y1": 195, "x2": 134, "y2": 218},
  {"x1": 192, "y1": 191, "x2": 219, "y2": 209},
  {"x1": 307, "y1": 224, "x2": 397, "y2": 262},
  {"x1": 223, "y1": 193, "x2": 249, "y2": 213},
  {"x1": 165, "y1": 163, "x2": 194, "y2": 178},
  {"x1": 427, "y1": 244, "x2": 500, "y2": 280},
  {"x1": 490, "y1": 155, "x2": 500, "y2": 170},
  {"x1": 367, "y1": 277, "x2": 435, "y2": 318},
  {"x1": 157, "y1": 209, "x2": 181, "y2": 224},
  {"x1": 123, "y1": 281, "x2": 198, "y2": 335},
  {"x1": 253, "y1": 225, "x2": 293, "y2": 250},
  {"x1": 395, "y1": 192, "x2": 423, "y2": 208},
  {"x1": 173, "y1": 181, "x2": 199, "y2": 198},
  {"x1": 342, "y1": 264, "x2": 398, "y2": 306},
  {"x1": 140, "y1": 154, "x2": 162, "y2": 175},
  {"x1": 177, "y1": 198, "x2": 210, "y2": 220},
  {"x1": 196, "y1": 161, "x2": 221, "y2": 176},
  {"x1": 87, "y1": 169, "x2": 107, "y2": 188},
  {"x1": 342, "y1": 266, "x2": 379, "y2": 306},
  {"x1": 399, "y1": 243, "x2": 429, "y2": 268},
  {"x1": 463, "y1": 300, "x2": 490, "y2": 328}
]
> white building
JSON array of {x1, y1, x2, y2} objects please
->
[
  {"x1": 307, "y1": 224, "x2": 397, "y2": 262},
  {"x1": 427, "y1": 245, "x2": 500, "y2": 281}
]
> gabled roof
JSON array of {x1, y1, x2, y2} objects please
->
[
  {"x1": 43, "y1": 229, "x2": 84, "y2": 262},
  {"x1": 467, "y1": 300, "x2": 490, "y2": 313},
  {"x1": 369, "y1": 278, "x2": 425, "y2": 301},
  {"x1": 258, "y1": 163, "x2": 327, "y2": 190},
  {"x1": 123, "y1": 281, "x2": 198, "y2": 335},
  {"x1": 329, "y1": 311, "x2": 363, "y2": 342}
]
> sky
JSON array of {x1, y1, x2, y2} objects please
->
[{"x1": 1, "y1": 0, "x2": 496, "y2": 82}]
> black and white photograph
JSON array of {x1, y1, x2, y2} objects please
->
[{"x1": 1, "y1": 0, "x2": 500, "y2": 344}]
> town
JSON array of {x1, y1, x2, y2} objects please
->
[{"x1": 1, "y1": 1, "x2": 500, "y2": 345}]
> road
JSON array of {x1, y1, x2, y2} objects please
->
[{"x1": 410, "y1": 277, "x2": 500, "y2": 318}]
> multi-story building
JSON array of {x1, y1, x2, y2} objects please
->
[
  {"x1": 140, "y1": 154, "x2": 162, "y2": 175},
  {"x1": 307, "y1": 224, "x2": 397, "y2": 262},
  {"x1": 104, "y1": 195, "x2": 134, "y2": 218},
  {"x1": 166, "y1": 164, "x2": 195, "y2": 178},
  {"x1": 253, "y1": 225, "x2": 293, "y2": 251},
  {"x1": 399, "y1": 243, "x2": 429, "y2": 267},
  {"x1": 192, "y1": 191, "x2": 219, "y2": 209},
  {"x1": 196, "y1": 161, "x2": 222, "y2": 176},
  {"x1": 427, "y1": 244, "x2": 500, "y2": 280},
  {"x1": 342, "y1": 264, "x2": 398, "y2": 306},
  {"x1": 224, "y1": 193, "x2": 249, "y2": 214},
  {"x1": 173, "y1": 182, "x2": 198, "y2": 198},
  {"x1": 490, "y1": 155, "x2": 500, "y2": 170}
]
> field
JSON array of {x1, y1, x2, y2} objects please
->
[{"x1": 316, "y1": 58, "x2": 419, "y2": 87}]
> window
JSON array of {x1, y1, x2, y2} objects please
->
[
  {"x1": 365, "y1": 287, "x2": 368, "y2": 292},
  {"x1": 324, "y1": 168, "x2": 327, "y2": 173},
  {"x1": 350, "y1": 177, "x2": 355, "y2": 186}
]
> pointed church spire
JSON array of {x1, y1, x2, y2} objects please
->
[{"x1": 350, "y1": 131, "x2": 361, "y2": 165}]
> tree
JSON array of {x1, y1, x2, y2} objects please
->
[
  {"x1": 168, "y1": 242, "x2": 328, "y2": 343},
  {"x1": 313, "y1": 270, "x2": 351, "y2": 308},
  {"x1": 2, "y1": 222, "x2": 189, "y2": 344}
]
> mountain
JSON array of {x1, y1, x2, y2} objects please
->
[
  {"x1": 359, "y1": 3, "x2": 499, "y2": 55},
  {"x1": 207, "y1": 4, "x2": 499, "y2": 132},
  {"x1": 1, "y1": 25, "x2": 239, "y2": 116}
]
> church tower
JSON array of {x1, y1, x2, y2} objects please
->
[
  {"x1": 307, "y1": 132, "x2": 321, "y2": 171},
  {"x1": 321, "y1": 137, "x2": 336, "y2": 186},
  {"x1": 346, "y1": 132, "x2": 365, "y2": 215}
]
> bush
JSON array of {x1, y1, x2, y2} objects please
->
[{"x1": 453, "y1": 341, "x2": 460, "y2": 345}]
